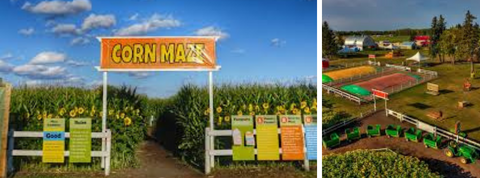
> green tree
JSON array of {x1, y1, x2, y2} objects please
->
[
  {"x1": 437, "y1": 15, "x2": 447, "y2": 62},
  {"x1": 322, "y1": 21, "x2": 338, "y2": 58},
  {"x1": 439, "y1": 28, "x2": 459, "y2": 64},
  {"x1": 429, "y1": 16, "x2": 438, "y2": 60},
  {"x1": 457, "y1": 11, "x2": 479, "y2": 75}
]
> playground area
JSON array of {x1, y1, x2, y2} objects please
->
[{"x1": 323, "y1": 63, "x2": 435, "y2": 102}]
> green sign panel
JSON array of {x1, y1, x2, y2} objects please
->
[
  {"x1": 69, "y1": 118, "x2": 92, "y2": 163},
  {"x1": 231, "y1": 115, "x2": 255, "y2": 160}
]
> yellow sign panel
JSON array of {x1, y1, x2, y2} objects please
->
[
  {"x1": 43, "y1": 119, "x2": 65, "y2": 163},
  {"x1": 255, "y1": 115, "x2": 280, "y2": 160}
]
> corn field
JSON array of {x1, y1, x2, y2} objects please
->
[
  {"x1": 156, "y1": 83, "x2": 317, "y2": 168},
  {"x1": 322, "y1": 150, "x2": 440, "y2": 178},
  {"x1": 9, "y1": 85, "x2": 148, "y2": 170}
]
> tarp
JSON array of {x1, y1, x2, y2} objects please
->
[
  {"x1": 322, "y1": 74, "x2": 334, "y2": 83},
  {"x1": 341, "y1": 84, "x2": 371, "y2": 96},
  {"x1": 406, "y1": 52, "x2": 429, "y2": 62}
]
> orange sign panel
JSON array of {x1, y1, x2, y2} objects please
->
[
  {"x1": 100, "y1": 37, "x2": 217, "y2": 70},
  {"x1": 279, "y1": 115, "x2": 304, "y2": 160}
]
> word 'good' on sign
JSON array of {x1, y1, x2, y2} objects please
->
[
  {"x1": 255, "y1": 115, "x2": 279, "y2": 160},
  {"x1": 43, "y1": 119, "x2": 65, "y2": 163},
  {"x1": 279, "y1": 115, "x2": 305, "y2": 160},
  {"x1": 70, "y1": 118, "x2": 92, "y2": 163},
  {"x1": 99, "y1": 37, "x2": 217, "y2": 70},
  {"x1": 231, "y1": 115, "x2": 255, "y2": 161}
]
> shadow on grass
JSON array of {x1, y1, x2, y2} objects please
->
[
  {"x1": 408, "y1": 103, "x2": 431, "y2": 110},
  {"x1": 421, "y1": 158, "x2": 474, "y2": 178},
  {"x1": 439, "y1": 89, "x2": 454, "y2": 94},
  {"x1": 463, "y1": 126, "x2": 480, "y2": 134}
]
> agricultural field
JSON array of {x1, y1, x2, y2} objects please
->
[{"x1": 322, "y1": 150, "x2": 440, "y2": 177}]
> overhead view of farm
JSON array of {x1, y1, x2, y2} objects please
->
[{"x1": 323, "y1": 1, "x2": 480, "y2": 177}]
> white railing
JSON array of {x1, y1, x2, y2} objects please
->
[
  {"x1": 323, "y1": 61, "x2": 369, "y2": 72},
  {"x1": 322, "y1": 84, "x2": 362, "y2": 104},
  {"x1": 417, "y1": 68, "x2": 438, "y2": 77},
  {"x1": 7, "y1": 130, "x2": 112, "y2": 176},
  {"x1": 204, "y1": 127, "x2": 312, "y2": 174},
  {"x1": 386, "y1": 109, "x2": 480, "y2": 151},
  {"x1": 385, "y1": 64, "x2": 412, "y2": 71},
  {"x1": 322, "y1": 109, "x2": 377, "y2": 135}
]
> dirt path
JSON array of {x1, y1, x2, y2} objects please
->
[
  {"x1": 323, "y1": 111, "x2": 480, "y2": 178},
  {"x1": 109, "y1": 140, "x2": 204, "y2": 178}
]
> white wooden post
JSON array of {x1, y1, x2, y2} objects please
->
[
  {"x1": 373, "y1": 95, "x2": 377, "y2": 111},
  {"x1": 208, "y1": 71, "x2": 214, "y2": 169},
  {"x1": 105, "y1": 129, "x2": 111, "y2": 176},
  {"x1": 205, "y1": 127, "x2": 211, "y2": 174},
  {"x1": 101, "y1": 72, "x2": 108, "y2": 168},
  {"x1": 302, "y1": 126, "x2": 309, "y2": 171}
]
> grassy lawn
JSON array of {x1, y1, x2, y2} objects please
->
[
  {"x1": 388, "y1": 63, "x2": 480, "y2": 141},
  {"x1": 325, "y1": 51, "x2": 480, "y2": 141},
  {"x1": 371, "y1": 35, "x2": 411, "y2": 43}
]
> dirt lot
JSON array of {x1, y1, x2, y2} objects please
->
[{"x1": 323, "y1": 111, "x2": 480, "y2": 178}]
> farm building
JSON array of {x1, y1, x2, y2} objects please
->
[
  {"x1": 414, "y1": 36, "x2": 430, "y2": 47},
  {"x1": 399, "y1": 41, "x2": 417, "y2": 49},
  {"x1": 344, "y1": 35, "x2": 376, "y2": 51}
]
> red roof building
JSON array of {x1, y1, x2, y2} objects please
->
[{"x1": 414, "y1": 36, "x2": 430, "y2": 46}]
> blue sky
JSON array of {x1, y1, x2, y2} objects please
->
[
  {"x1": 0, "y1": 0, "x2": 317, "y2": 98},
  {"x1": 323, "y1": 0, "x2": 480, "y2": 31}
]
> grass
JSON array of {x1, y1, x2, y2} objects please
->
[
  {"x1": 325, "y1": 50, "x2": 480, "y2": 142},
  {"x1": 388, "y1": 63, "x2": 480, "y2": 141},
  {"x1": 371, "y1": 35, "x2": 411, "y2": 43},
  {"x1": 211, "y1": 162, "x2": 317, "y2": 178}
]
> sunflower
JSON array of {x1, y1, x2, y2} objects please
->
[
  {"x1": 237, "y1": 110, "x2": 243, "y2": 116},
  {"x1": 224, "y1": 116, "x2": 231, "y2": 122},
  {"x1": 120, "y1": 112, "x2": 125, "y2": 119},
  {"x1": 47, "y1": 114, "x2": 53, "y2": 119},
  {"x1": 216, "y1": 107, "x2": 222, "y2": 113},
  {"x1": 290, "y1": 103, "x2": 297, "y2": 110},
  {"x1": 262, "y1": 103, "x2": 269, "y2": 109},
  {"x1": 204, "y1": 108, "x2": 210, "y2": 116},
  {"x1": 304, "y1": 107, "x2": 311, "y2": 114},
  {"x1": 124, "y1": 117, "x2": 132, "y2": 126},
  {"x1": 36, "y1": 114, "x2": 42, "y2": 120},
  {"x1": 116, "y1": 114, "x2": 120, "y2": 119},
  {"x1": 292, "y1": 108, "x2": 300, "y2": 115},
  {"x1": 255, "y1": 105, "x2": 260, "y2": 112},
  {"x1": 249, "y1": 111, "x2": 255, "y2": 116},
  {"x1": 217, "y1": 116, "x2": 223, "y2": 126},
  {"x1": 276, "y1": 112, "x2": 281, "y2": 115},
  {"x1": 78, "y1": 107, "x2": 85, "y2": 114},
  {"x1": 248, "y1": 104, "x2": 253, "y2": 112},
  {"x1": 108, "y1": 109, "x2": 114, "y2": 116},
  {"x1": 69, "y1": 110, "x2": 77, "y2": 117},
  {"x1": 300, "y1": 101, "x2": 307, "y2": 109},
  {"x1": 59, "y1": 108, "x2": 66, "y2": 116}
]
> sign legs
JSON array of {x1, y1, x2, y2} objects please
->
[
  {"x1": 101, "y1": 72, "x2": 108, "y2": 169},
  {"x1": 208, "y1": 71, "x2": 214, "y2": 170}
]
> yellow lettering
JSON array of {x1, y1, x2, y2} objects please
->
[
  {"x1": 112, "y1": 44, "x2": 121, "y2": 63},
  {"x1": 122, "y1": 45, "x2": 132, "y2": 63},
  {"x1": 175, "y1": 43, "x2": 186, "y2": 63},
  {"x1": 161, "y1": 43, "x2": 175, "y2": 63},
  {"x1": 133, "y1": 44, "x2": 143, "y2": 63},
  {"x1": 145, "y1": 44, "x2": 156, "y2": 63}
]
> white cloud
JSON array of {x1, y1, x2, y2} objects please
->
[
  {"x1": 128, "y1": 72, "x2": 151, "y2": 79},
  {"x1": 114, "y1": 14, "x2": 180, "y2": 36},
  {"x1": 30, "y1": 51, "x2": 66, "y2": 64},
  {"x1": 52, "y1": 23, "x2": 81, "y2": 36},
  {"x1": 0, "y1": 53, "x2": 14, "y2": 61},
  {"x1": 0, "y1": 60, "x2": 13, "y2": 73},
  {"x1": 70, "y1": 37, "x2": 90, "y2": 45},
  {"x1": 66, "y1": 59, "x2": 89, "y2": 66},
  {"x1": 194, "y1": 26, "x2": 229, "y2": 40},
  {"x1": 271, "y1": 38, "x2": 286, "y2": 47},
  {"x1": 13, "y1": 64, "x2": 67, "y2": 79},
  {"x1": 18, "y1": 28, "x2": 35, "y2": 36},
  {"x1": 128, "y1": 13, "x2": 139, "y2": 21},
  {"x1": 82, "y1": 14, "x2": 116, "y2": 31},
  {"x1": 24, "y1": 76, "x2": 85, "y2": 86},
  {"x1": 22, "y1": 0, "x2": 91, "y2": 16}
]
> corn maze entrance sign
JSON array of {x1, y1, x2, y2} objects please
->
[{"x1": 96, "y1": 36, "x2": 221, "y2": 174}]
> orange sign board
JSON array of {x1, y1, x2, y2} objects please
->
[
  {"x1": 99, "y1": 37, "x2": 217, "y2": 70},
  {"x1": 279, "y1": 115, "x2": 305, "y2": 160}
]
